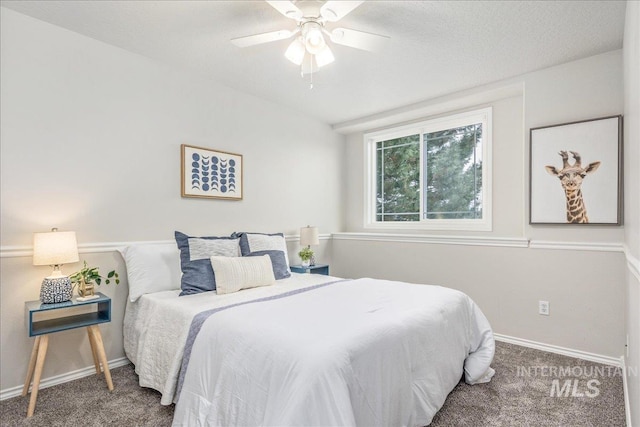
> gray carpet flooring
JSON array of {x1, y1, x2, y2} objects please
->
[{"x1": 0, "y1": 342, "x2": 626, "y2": 426}]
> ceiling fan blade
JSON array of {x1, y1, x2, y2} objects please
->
[
  {"x1": 231, "y1": 29, "x2": 297, "y2": 48},
  {"x1": 329, "y1": 28, "x2": 389, "y2": 51},
  {"x1": 320, "y1": 1, "x2": 364, "y2": 22},
  {"x1": 266, "y1": 1, "x2": 303, "y2": 20}
]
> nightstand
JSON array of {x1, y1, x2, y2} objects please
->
[
  {"x1": 290, "y1": 264, "x2": 329, "y2": 275},
  {"x1": 22, "y1": 293, "x2": 113, "y2": 417}
]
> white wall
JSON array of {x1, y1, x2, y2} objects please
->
[
  {"x1": 623, "y1": 1, "x2": 640, "y2": 424},
  {"x1": 335, "y1": 50, "x2": 627, "y2": 359},
  {"x1": 0, "y1": 8, "x2": 344, "y2": 393}
]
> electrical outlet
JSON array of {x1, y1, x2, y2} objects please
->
[
  {"x1": 539, "y1": 300, "x2": 550, "y2": 316},
  {"x1": 626, "y1": 334, "x2": 630, "y2": 358}
]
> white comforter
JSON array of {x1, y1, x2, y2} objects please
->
[
  {"x1": 123, "y1": 273, "x2": 343, "y2": 405},
  {"x1": 171, "y1": 277, "x2": 494, "y2": 427}
]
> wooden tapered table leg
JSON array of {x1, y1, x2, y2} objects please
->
[
  {"x1": 22, "y1": 336, "x2": 41, "y2": 397},
  {"x1": 87, "y1": 327, "x2": 101, "y2": 375},
  {"x1": 87, "y1": 325, "x2": 113, "y2": 391},
  {"x1": 24, "y1": 292, "x2": 112, "y2": 418},
  {"x1": 26, "y1": 334, "x2": 49, "y2": 417}
]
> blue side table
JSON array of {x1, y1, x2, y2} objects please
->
[
  {"x1": 22, "y1": 293, "x2": 113, "y2": 417},
  {"x1": 290, "y1": 264, "x2": 329, "y2": 275}
]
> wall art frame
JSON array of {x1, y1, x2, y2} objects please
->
[
  {"x1": 529, "y1": 115, "x2": 622, "y2": 225},
  {"x1": 181, "y1": 144, "x2": 243, "y2": 200}
]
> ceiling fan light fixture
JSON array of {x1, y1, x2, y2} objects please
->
[
  {"x1": 285, "y1": 37, "x2": 306, "y2": 65},
  {"x1": 314, "y1": 44, "x2": 335, "y2": 68},
  {"x1": 303, "y1": 22, "x2": 326, "y2": 54},
  {"x1": 234, "y1": 0, "x2": 385, "y2": 80}
]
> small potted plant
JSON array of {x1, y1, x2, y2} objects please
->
[
  {"x1": 298, "y1": 247, "x2": 314, "y2": 267},
  {"x1": 69, "y1": 261, "x2": 120, "y2": 297}
]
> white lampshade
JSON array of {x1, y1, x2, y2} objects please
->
[
  {"x1": 300, "y1": 226, "x2": 320, "y2": 247},
  {"x1": 33, "y1": 229, "x2": 79, "y2": 268},
  {"x1": 314, "y1": 44, "x2": 335, "y2": 68},
  {"x1": 285, "y1": 38, "x2": 306, "y2": 65}
]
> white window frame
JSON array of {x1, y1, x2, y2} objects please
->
[{"x1": 364, "y1": 107, "x2": 492, "y2": 231}]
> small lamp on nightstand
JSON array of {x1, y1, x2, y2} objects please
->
[
  {"x1": 33, "y1": 228, "x2": 79, "y2": 304},
  {"x1": 299, "y1": 225, "x2": 319, "y2": 267}
]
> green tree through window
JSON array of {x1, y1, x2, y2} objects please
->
[
  {"x1": 425, "y1": 124, "x2": 482, "y2": 219},
  {"x1": 376, "y1": 136, "x2": 420, "y2": 221},
  {"x1": 371, "y1": 108, "x2": 489, "y2": 229}
]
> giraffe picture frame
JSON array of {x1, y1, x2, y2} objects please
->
[{"x1": 529, "y1": 115, "x2": 623, "y2": 225}]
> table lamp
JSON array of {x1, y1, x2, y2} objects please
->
[
  {"x1": 299, "y1": 225, "x2": 319, "y2": 266},
  {"x1": 33, "y1": 228, "x2": 79, "y2": 303}
]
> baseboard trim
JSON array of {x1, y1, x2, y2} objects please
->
[
  {"x1": 621, "y1": 355, "x2": 633, "y2": 427},
  {"x1": 494, "y1": 333, "x2": 621, "y2": 366},
  {"x1": 0, "y1": 357, "x2": 130, "y2": 401}
]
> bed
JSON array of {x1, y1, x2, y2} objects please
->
[{"x1": 122, "y1": 237, "x2": 495, "y2": 427}]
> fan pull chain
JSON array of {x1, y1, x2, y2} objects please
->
[
  {"x1": 299, "y1": 55, "x2": 314, "y2": 90},
  {"x1": 309, "y1": 54, "x2": 314, "y2": 90}
]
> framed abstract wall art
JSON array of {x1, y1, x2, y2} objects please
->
[
  {"x1": 529, "y1": 115, "x2": 622, "y2": 225},
  {"x1": 181, "y1": 144, "x2": 243, "y2": 200}
]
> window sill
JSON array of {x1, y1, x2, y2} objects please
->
[{"x1": 364, "y1": 219, "x2": 492, "y2": 232}]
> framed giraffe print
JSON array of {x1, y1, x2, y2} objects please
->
[
  {"x1": 181, "y1": 144, "x2": 243, "y2": 200},
  {"x1": 529, "y1": 115, "x2": 622, "y2": 225}
]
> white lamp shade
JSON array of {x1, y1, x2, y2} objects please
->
[
  {"x1": 315, "y1": 44, "x2": 335, "y2": 68},
  {"x1": 300, "y1": 226, "x2": 320, "y2": 246},
  {"x1": 33, "y1": 230, "x2": 79, "y2": 266},
  {"x1": 285, "y1": 38, "x2": 306, "y2": 65}
]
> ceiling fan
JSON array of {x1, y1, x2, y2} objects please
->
[{"x1": 231, "y1": 1, "x2": 388, "y2": 76}]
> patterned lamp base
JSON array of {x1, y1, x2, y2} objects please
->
[{"x1": 40, "y1": 277, "x2": 73, "y2": 304}]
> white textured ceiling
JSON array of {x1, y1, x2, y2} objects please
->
[{"x1": 1, "y1": 0, "x2": 626, "y2": 125}]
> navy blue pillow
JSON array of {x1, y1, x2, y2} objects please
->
[
  {"x1": 233, "y1": 232, "x2": 291, "y2": 271},
  {"x1": 245, "y1": 250, "x2": 291, "y2": 280},
  {"x1": 175, "y1": 231, "x2": 240, "y2": 296}
]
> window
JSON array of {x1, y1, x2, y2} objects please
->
[{"x1": 365, "y1": 108, "x2": 492, "y2": 231}]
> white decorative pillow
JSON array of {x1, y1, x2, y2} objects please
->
[
  {"x1": 210, "y1": 255, "x2": 276, "y2": 295},
  {"x1": 120, "y1": 243, "x2": 182, "y2": 302}
]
